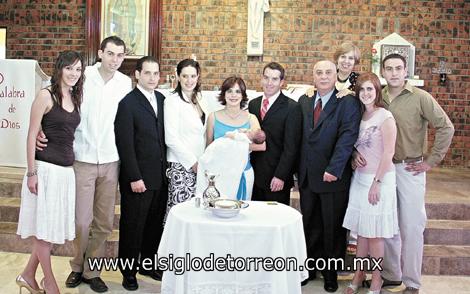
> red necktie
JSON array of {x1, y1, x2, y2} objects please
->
[
  {"x1": 260, "y1": 98, "x2": 269, "y2": 120},
  {"x1": 313, "y1": 98, "x2": 322, "y2": 126}
]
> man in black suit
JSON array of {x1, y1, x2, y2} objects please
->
[
  {"x1": 298, "y1": 60, "x2": 361, "y2": 292},
  {"x1": 114, "y1": 56, "x2": 167, "y2": 291},
  {"x1": 248, "y1": 62, "x2": 301, "y2": 205}
]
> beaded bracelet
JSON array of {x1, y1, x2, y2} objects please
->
[{"x1": 26, "y1": 169, "x2": 37, "y2": 177}]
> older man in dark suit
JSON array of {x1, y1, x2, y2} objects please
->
[
  {"x1": 298, "y1": 60, "x2": 361, "y2": 292},
  {"x1": 248, "y1": 62, "x2": 301, "y2": 205},
  {"x1": 114, "y1": 56, "x2": 167, "y2": 291}
]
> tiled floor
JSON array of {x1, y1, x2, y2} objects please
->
[
  {"x1": 1, "y1": 168, "x2": 470, "y2": 293},
  {"x1": 1, "y1": 252, "x2": 470, "y2": 294}
]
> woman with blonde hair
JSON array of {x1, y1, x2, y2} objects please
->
[{"x1": 334, "y1": 42, "x2": 361, "y2": 96}]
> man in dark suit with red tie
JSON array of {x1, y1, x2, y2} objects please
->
[
  {"x1": 114, "y1": 56, "x2": 167, "y2": 291},
  {"x1": 248, "y1": 62, "x2": 301, "y2": 205},
  {"x1": 298, "y1": 60, "x2": 361, "y2": 292}
]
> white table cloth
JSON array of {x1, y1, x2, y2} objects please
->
[{"x1": 157, "y1": 200, "x2": 308, "y2": 294}]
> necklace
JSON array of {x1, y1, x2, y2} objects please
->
[
  {"x1": 337, "y1": 72, "x2": 350, "y2": 83},
  {"x1": 224, "y1": 109, "x2": 243, "y2": 120}
]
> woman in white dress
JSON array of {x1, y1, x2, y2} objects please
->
[
  {"x1": 16, "y1": 51, "x2": 84, "y2": 294},
  {"x1": 342, "y1": 72, "x2": 398, "y2": 294}
]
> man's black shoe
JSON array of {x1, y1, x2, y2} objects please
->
[
  {"x1": 122, "y1": 275, "x2": 139, "y2": 291},
  {"x1": 382, "y1": 277, "x2": 402, "y2": 287},
  {"x1": 65, "y1": 271, "x2": 82, "y2": 288},
  {"x1": 82, "y1": 277, "x2": 108, "y2": 293},
  {"x1": 139, "y1": 269, "x2": 163, "y2": 281},
  {"x1": 324, "y1": 279, "x2": 338, "y2": 293},
  {"x1": 301, "y1": 270, "x2": 316, "y2": 286},
  {"x1": 308, "y1": 270, "x2": 316, "y2": 281}
]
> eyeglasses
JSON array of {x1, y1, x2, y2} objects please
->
[{"x1": 226, "y1": 89, "x2": 242, "y2": 94}]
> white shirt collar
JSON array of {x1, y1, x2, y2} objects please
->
[
  {"x1": 137, "y1": 84, "x2": 155, "y2": 102},
  {"x1": 262, "y1": 90, "x2": 281, "y2": 107},
  {"x1": 315, "y1": 89, "x2": 335, "y2": 106}
]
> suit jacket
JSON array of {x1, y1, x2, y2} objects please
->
[
  {"x1": 114, "y1": 87, "x2": 167, "y2": 192},
  {"x1": 248, "y1": 92, "x2": 301, "y2": 189},
  {"x1": 298, "y1": 89, "x2": 361, "y2": 193}
]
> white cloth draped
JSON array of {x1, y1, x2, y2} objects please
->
[
  {"x1": 196, "y1": 131, "x2": 250, "y2": 199},
  {"x1": 158, "y1": 200, "x2": 308, "y2": 294}
]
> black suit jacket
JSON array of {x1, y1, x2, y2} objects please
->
[
  {"x1": 298, "y1": 89, "x2": 361, "y2": 193},
  {"x1": 248, "y1": 92, "x2": 301, "y2": 189},
  {"x1": 114, "y1": 87, "x2": 167, "y2": 192}
]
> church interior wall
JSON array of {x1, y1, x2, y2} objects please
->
[{"x1": 0, "y1": 0, "x2": 468, "y2": 167}]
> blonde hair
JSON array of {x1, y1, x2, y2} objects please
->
[{"x1": 333, "y1": 42, "x2": 361, "y2": 64}]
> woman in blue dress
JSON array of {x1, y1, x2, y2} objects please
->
[{"x1": 206, "y1": 76, "x2": 265, "y2": 200}]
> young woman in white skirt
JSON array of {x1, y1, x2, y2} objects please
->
[
  {"x1": 342, "y1": 72, "x2": 398, "y2": 294},
  {"x1": 16, "y1": 51, "x2": 84, "y2": 294}
]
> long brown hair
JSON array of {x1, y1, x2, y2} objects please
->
[
  {"x1": 173, "y1": 58, "x2": 201, "y2": 104},
  {"x1": 50, "y1": 50, "x2": 85, "y2": 111},
  {"x1": 355, "y1": 72, "x2": 384, "y2": 110}
]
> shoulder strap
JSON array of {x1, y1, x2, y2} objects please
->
[{"x1": 45, "y1": 88, "x2": 58, "y2": 105}]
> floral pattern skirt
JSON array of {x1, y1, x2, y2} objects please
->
[{"x1": 165, "y1": 162, "x2": 197, "y2": 219}]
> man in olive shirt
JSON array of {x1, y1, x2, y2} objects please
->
[{"x1": 354, "y1": 54, "x2": 454, "y2": 293}]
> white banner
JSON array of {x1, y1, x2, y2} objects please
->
[{"x1": 0, "y1": 59, "x2": 49, "y2": 167}]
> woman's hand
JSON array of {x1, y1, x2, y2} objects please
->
[
  {"x1": 36, "y1": 130, "x2": 48, "y2": 151},
  {"x1": 352, "y1": 150, "x2": 367, "y2": 170},
  {"x1": 305, "y1": 87, "x2": 316, "y2": 97},
  {"x1": 336, "y1": 88, "x2": 354, "y2": 98},
  {"x1": 27, "y1": 175, "x2": 38, "y2": 195},
  {"x1": 368, "y1": 181, "x2": 380, "y2": 205},
  {"x1": 191, "y1": 162, "x2": 198, "y2": 173}
]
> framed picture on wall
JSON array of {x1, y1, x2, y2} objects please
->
[
  {"x1": 100, "y1": 0, "x2": 150, "y2": 58},
  {"x1": 381, "y1": 44, "x2": 413, "y2": 78},
  {"x1": 0, "y1": 27, "x2": 6, "y2": 59}
]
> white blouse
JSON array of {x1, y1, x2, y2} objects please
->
[{"x1": 164, "y1": 91, "x2": 209, "y2": 169}]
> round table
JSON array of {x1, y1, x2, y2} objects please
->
[{"x1": 157, "y1": 199, "x2": 308, "y2": 294}]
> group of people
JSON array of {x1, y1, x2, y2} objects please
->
[
  {"x1": 296, "y1": 46, "x2": 453, "y2": 294},
  {"x1": 14, "y1": 36, "x2": 454, "y2": 294}
]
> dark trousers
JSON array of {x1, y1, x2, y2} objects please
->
[
  {"x1": 299, "y1": 184, "x2": 348, "y2": 279},
  {"x1": 252, "y1": 184, "x2": 291, "y2": 206},
  {"x1": 118, "y1": 186, "x2": 168, "y2": 277}
]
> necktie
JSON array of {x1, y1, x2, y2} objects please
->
[
  {"x1": 260, "y1": 98, "x2": 269, "y2": 120},
  {"x1": 150, "y1": 94, "x2": 158, "y2": 116},
  {"x1": 313, "y1": 98, "x2": 322, "y2": 126}
]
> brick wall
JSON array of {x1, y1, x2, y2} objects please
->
[
  {"x1": 0, "y1": 1, "x2": 86, "y2": 73},
  {"x1": 1, "y1": 0, "x2": 469, "y2": 167}
]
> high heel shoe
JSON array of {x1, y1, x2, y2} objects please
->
[
  {"x1": 40, "y1": 278, "x2": 46, "y2": 294},
  {"x1": 16, "y1": 275, "x2": 44, "y2": 294},
  {"x1": 343, "y1": 274, "x2": 369, "y2": 294},
  {"x1": 367, "y1": 280, "x2": 383, "y2": 294},
  {"x1": 343, "y1": 283, "x2": 359, "y2": 294}
]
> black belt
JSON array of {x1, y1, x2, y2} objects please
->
[{"x1": 392, "y1": 156, "x2": 423, "y2": 164}]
